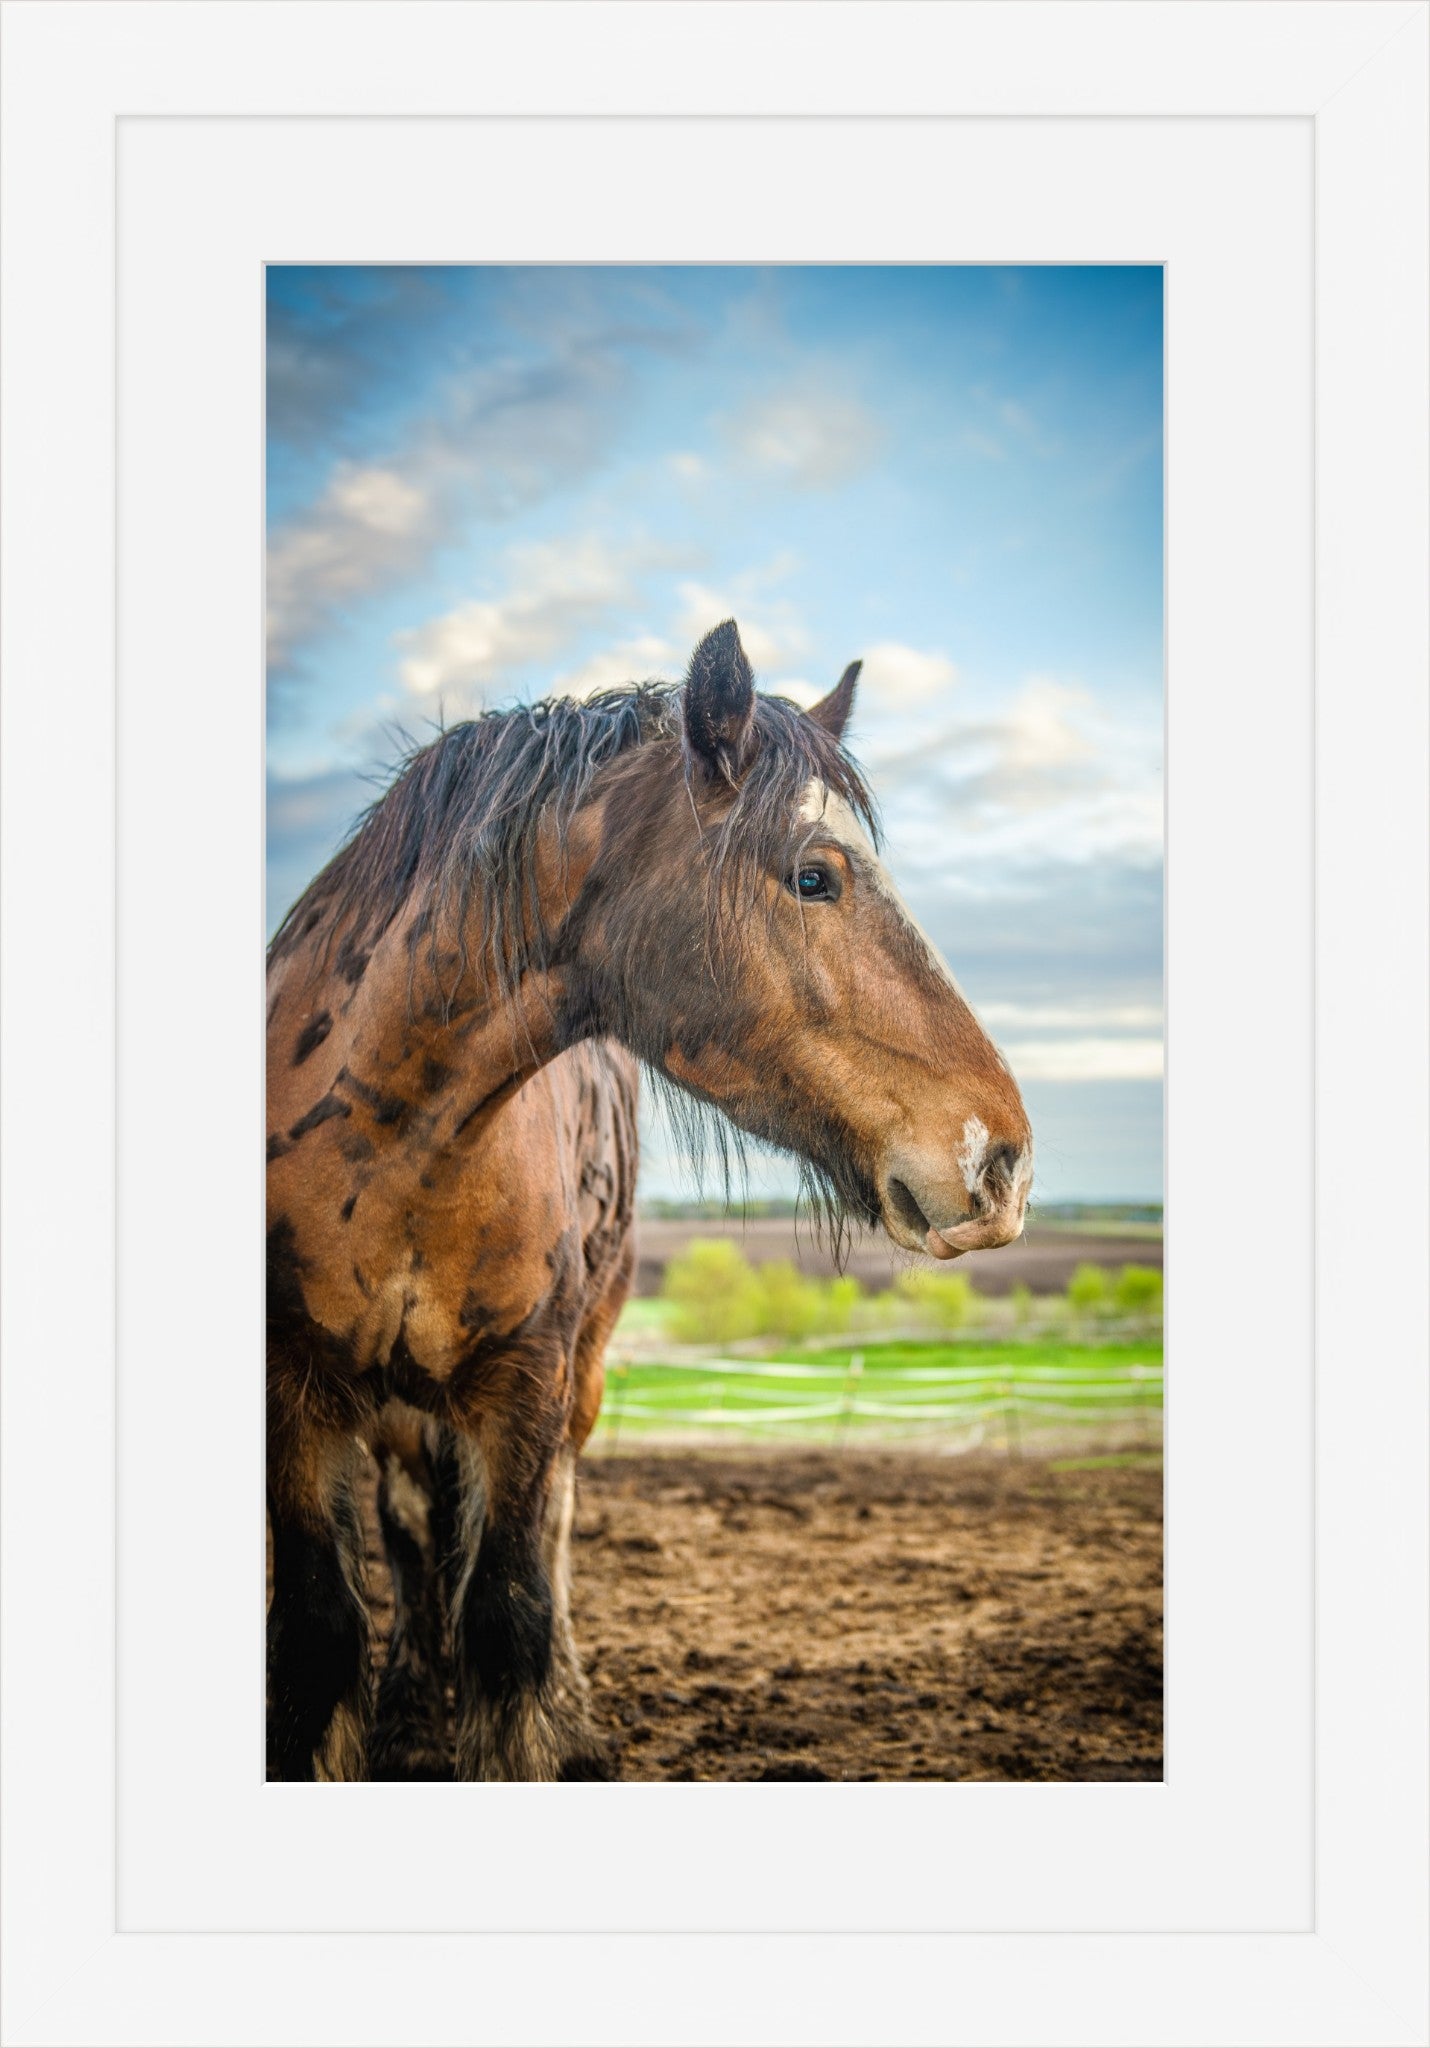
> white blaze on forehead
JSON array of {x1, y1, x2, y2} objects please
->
[
  {"x1": 797, "y1": 778, "x2": 964, "y2": 999},
  {"x1": 798, "y1": 779, "x2": 876, "y2": 854},
  {"x1": 956, "y1": 1115, "x2": 990, "y2": 1194}
]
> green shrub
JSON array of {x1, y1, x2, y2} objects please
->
[
  {"x1": 852, "y1": 1286, "x2": 905, "y2": 1332},
  {"x1": 754, "y1": 1260, "x2": 825, "y2": 1341},
  {"x1": 660, "y1": 1239, "x2": 765, "y2": 1344},
  {"x1": 1066, "y1": 1262, "x2": 1112, "y2": 1316},
  {"x1": 1114, "y1": 1264, "x2": 1164, "y2": 1316},
  {"x1": 1010, "y1": 1281, "x2": 1034, "y2": 1327},
  {"x1": 895, "y1": 1266, "x2": 978, "y2": 1330},
  {"x1": 820, "y1": 1274, "x2": 864, "y2": 1335}
]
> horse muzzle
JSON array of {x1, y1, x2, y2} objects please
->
[{"x1": 879, "y1": 1133, "x2": 1033, "y2": 1260}]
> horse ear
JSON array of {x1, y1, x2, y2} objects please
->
[
  {"x1": 683, "y1": 619, "x2": 756, "y2": 782},
  {"x1": 807, "y1": 659, "x2": 861, "y2": 741}
]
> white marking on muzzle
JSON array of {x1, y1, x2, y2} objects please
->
[{"x1": 957, "y1": 1115, "x2": 990, "y2": 1195}]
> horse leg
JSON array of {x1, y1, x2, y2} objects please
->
[
  {"x1": 540, "y1": 1242, "x2": 635, "y2": 1773},
  {"x1": 540, "y1": 1445, "x2": 601, "y2": 1754},
  {"x1": 369, "y1": 1403, "x2": 450, "y2": 1781},
  {"x1": 267, "y1": 1411, "x2": 371, "y2": 1782},
  {"x1": 449, "y1": 1396, "x2": 578, "y2": 1782}
]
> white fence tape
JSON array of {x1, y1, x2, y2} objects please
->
[
  {"x1": 629, "y1": 1355, "x2": 1162, "y2": 1383},
  {"x1": 597, "y1": 1351, "x2": 1163, "y2": 1444}
]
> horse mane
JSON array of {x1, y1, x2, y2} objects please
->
[{"x1": 268, "y1": 672, "x2": 882, "y2": 1244}]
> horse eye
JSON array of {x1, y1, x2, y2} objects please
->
[{"x1": 792, "y1": 866, "x2": 833, "y2": 901}]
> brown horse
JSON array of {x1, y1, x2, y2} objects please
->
[{"x1": 265, "y1": 620, "x2": 1032, "y2": 1780}]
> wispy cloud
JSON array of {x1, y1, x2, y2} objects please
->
[
  {"x1": 979, "y1": 1000, "x2": 1163, "y2": 1033},
  {"x1": 1000, "y1": 1037, "x2": 1163, "y2": 1082},
  {"x1": 722, "y1": 382, "x2": 883, "y2": 488},
  {"x1": 673, "y1": 579, "x2": 809, "y2": 678},
  {"x1": 268, "y1": 462, "x2": 440, "y2": 674},
  {"x1": 267, "y1": 292, "x2": 704, "y2": 678},
  {"x1": 860, "y1": 642, "x2": 960, "y2": 707},
  {"x1": 395, "y1": 536, "x2": 679, "y2": 706},
  {"x1": 389, "y1": 542, "x2": 821, "y2": 714},
  {"x1": 866, "y1": 672, "x2": 1162, "y2": 870},
  {"x1": 550, "y1": 634, "x2": 680, "y2": 699}
]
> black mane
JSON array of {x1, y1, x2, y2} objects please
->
[
  {"x1": 270, "y1": 676, "x2": 878, "y2": 986},
  {"x1": 269, "y1": 672, "x2": 882, "y2": 1239}
]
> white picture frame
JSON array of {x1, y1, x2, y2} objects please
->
[{"x1": 2, "y1": 5, "x2": 1425, "y2": 2044}]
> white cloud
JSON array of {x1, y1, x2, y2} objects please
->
[
  {"x1": 670, "y1": 451, "x2": 707, "y2": 483},
  {"x1": 860, "y1": 642, "x2": 960, "y2": 707},
  {"x1": 869, "y1": 670, "x2": 1162, "y2": 873},
  {"x1": 267, "y1": 463, "x2": 438, "y2": 671},
  {"x1": 267, "y1": 298, "x2": 701, "y2": 677},
  {"x1": 549, "y1": 633, "x2": 679, "y2": 700},
  {"x1": 723, "y1": 385, "x2": 883, "y2": 488},
  {"x1": 765, "y1": 678, "x2": 822, "y2": 709},
  {"x1": 395, "y1": 537, "x2": 660, "y2": 703},
  {"x1": 392, "y1": 543, "x2": 816, "y2": 713},
  {"x1": 980, "y1": 1001, "x2": 1163, "y2": 1033},
  {"x1": 1000, "y1": 1037, "x2": 1164, "y2": 1082},
  {"x1": 673, "y1": 581, "x2": 809, "y2": 677},
  {"x1": 972, "y1": 679, "x2": 1097, "y2": 809}
]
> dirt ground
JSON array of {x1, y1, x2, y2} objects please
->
[
  {"x1": 632, "y1": 1218, "x2": 1163, "y2": 1299},
  {"x1": 360, "y1": 1447, "x2": 1163, "y2": 1782}
]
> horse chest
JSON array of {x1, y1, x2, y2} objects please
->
[{"x1": 315, "y1": 1204, "x2": 567, "y2": 1389}]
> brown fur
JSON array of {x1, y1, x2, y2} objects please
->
[{"x1": 265, "y1": 621, "x2": 1030, "y2": 1781}]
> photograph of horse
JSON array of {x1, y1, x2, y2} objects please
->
[
  {"x1": 266, "y1": 620, "x2": 1033, "y2": 1779},
  {"x1": 266, "y1": 262, "x2": 1164, "y2": 1785}
]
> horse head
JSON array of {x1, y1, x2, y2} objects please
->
[{"x1": 560, "y1": 621, "x2": 1033, "y2": 1258}]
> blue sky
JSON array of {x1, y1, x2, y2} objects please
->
[{"x1": 267, "y1": 265, "x2": 1163, "y2": 1203}]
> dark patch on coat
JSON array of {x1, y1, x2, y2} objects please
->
[
  {"x1": 452, "y1": 1075, "x2": 522, "y2": 1139},
  {"x1": 421, "y1": 1057, "x2": 454, "y2": 1094},
  {"x1": 340, "y1": 1191, "x2": 359, "y2": 1222},
  {"x1": 292, "y1": 1011, "x2": 333, "y2": 1066},
  {"x1": 289, "y1": 1092, "x2": 352, "y2": 1140},
  {"x1": 340, "y1": 1131, "x2": 375, "y2": 1164},
  {"x1": 458, "y1": 1288, "x2": 495, "y2": 1335},
  {"x1": 266, "y1": 1220, "x2": 364, "y2": 1402},
  {"x1": 334, "y1": 934, "x2": 371, "y2": 986},
  {"x1": 337, "y1": 1066, "x2": 413, "y2": 1130},
  {"x1": 267, "y1": 1132, "x2": 293, "y2": 1162}
]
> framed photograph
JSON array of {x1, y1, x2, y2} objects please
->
[{"x1": 2, "y1": 4, "x2": 1425, "y2": 2045}]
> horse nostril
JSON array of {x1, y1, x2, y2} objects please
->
[
  {"x1": 986, "y1": 1143, "x2": 1021, "y2": 1184},
  {"x1": 885, "y1": 1176, "x2": 931, "y2": 1237}
]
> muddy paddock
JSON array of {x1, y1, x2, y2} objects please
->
[{"x1": 360, "y1": 1447, "x2": 1162, "y2": 1782}]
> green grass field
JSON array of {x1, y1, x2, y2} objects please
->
[{"x1": 594, "y1": 1336, "x2": 1164, "y2": 1446}]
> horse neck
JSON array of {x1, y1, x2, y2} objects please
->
[{"x1": 307, "y1": 904, "x2": 572, "y2": 1130}]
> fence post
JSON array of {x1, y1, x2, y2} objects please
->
[{"x1": 836, "y1": 1351, "x2": 864, "y2": 1448}]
